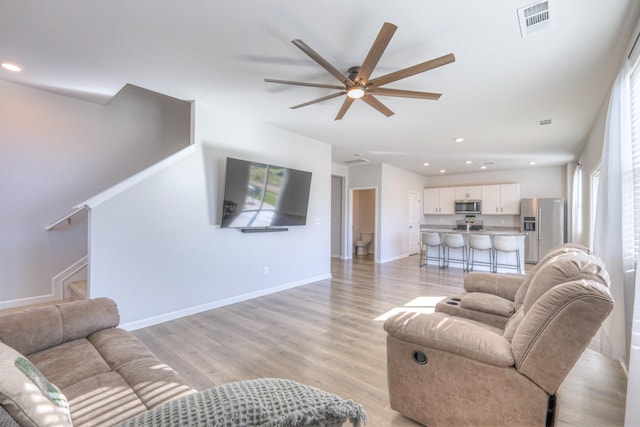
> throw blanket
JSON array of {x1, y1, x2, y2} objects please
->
[{"x1": 116, "y1": 378, "x2": 367, "y2": 427}]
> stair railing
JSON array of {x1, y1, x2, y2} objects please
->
[{"x1": 45, "y1": 205, "x2": 88, "y2": 230}]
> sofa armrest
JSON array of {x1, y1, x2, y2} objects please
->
[
  {"x1": 383, "y1": 311, "x2": 514, "y2": 367},
  {"x1": 463, "y1": 272, "x2": 525, "y2": 301},
  {"x1": 0, "y1": 298, "x2": 119, "y2": 355}
]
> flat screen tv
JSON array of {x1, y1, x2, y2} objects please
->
[{"x1": 220, "y1": 157, "x2": 312, "y2": 229}]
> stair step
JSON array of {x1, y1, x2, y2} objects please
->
[{"x1": 69, "y1": 280, "x2": 88, "y2": 300}]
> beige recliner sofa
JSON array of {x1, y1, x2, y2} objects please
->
[
  {"x1": 0, "y1": 298, "x2": 367, "y2": 427},
  {"x1": 0, "y1": 298, "x2": 196, "y2": 427},
  {"x1": 383, "y1": 249, "x2": 613, "y2": 427},
  {"x1": 434, "y1": 243, "x2": 592, "y2": 329}
]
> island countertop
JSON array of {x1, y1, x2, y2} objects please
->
[
  {"x1": 419, "y1": 227, "x2": 527, "y2": 273},
  {"x1": 420, "y1": 227, "x2": 527, "y2": 236}
]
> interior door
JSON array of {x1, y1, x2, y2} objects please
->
[{"x1": 409, "y1": 191, "x2": 421, "y2": 255}]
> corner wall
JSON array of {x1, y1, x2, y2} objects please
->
[
  {"x1": 347, "y1": 163, "x2": 428, "y2": 263},
  {"x1": 0, "y1": 81, "x2": 190, "y2": 306},
  {"x1": 88, "y1": 101, "x2": 332, "y2": 328}
]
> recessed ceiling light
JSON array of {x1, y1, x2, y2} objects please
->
[
  {"x1": 454, "y1": 137, "x2": 465, "y2": 143},
  {"x1": 439, "y1": 169, "x2": 446, "y2": 173},
  {"x1": 480, "y1": 165, "x2": 487, "y2": 170},
  {"x1": 529, "y1": 161, "x2": 537, "y2": 165},
  {"x1": 423, "y1": 162, "x2": 430, "y2": 166},
  {"x1": 464, "y1": 160, "x2": 472, "y2": 164},
  {"x1": 1, "y1": 62, "x2": 22, "y2": 72}
]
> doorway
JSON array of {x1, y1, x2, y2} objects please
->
[
  {"x1": 351, "y1": 188, "x2": 376, "y2": 258},
  {"x1": 408, "y1": 191, "x2": 421, "y2": 255},
  {"x1": 331, "y1": 175, "x2": 344, "y2": 258}
]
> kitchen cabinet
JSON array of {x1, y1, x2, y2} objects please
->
[
  {"x1": 423, "y1": 187, "x2": 456, "y2": 214},
  {"x1": 455, "y1": 186, "x2": 482, "y2": 200},
  {"x1": 481, "y1": 183, "x2": 521, "y2": 215}
]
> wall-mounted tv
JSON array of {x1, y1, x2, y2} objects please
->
[{"x1": 220, "y1": 157, "x2": 312, "y2": 230}]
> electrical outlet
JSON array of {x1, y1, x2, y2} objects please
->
[{"x1": 263, "y1": 266, "x2": 269, "y2": 275}]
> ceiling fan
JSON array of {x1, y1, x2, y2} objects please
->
[{"x1": 265, "y1": 22, "x2": 455, "y2": 120}]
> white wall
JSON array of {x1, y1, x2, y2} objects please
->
[
  {"x1": 424, "y1": 166, "x2": 566, "y2": 199},
  {"x1": 0, "y1": 81, "x2": 190, "y2": 306},
  {"x1": 422, "y1": 166, "x2": 566, "y2": 228},
  {"x1": 379, "y1": 164, "x2": 428, "y2": 262},
  {"x1": 347, "y1": 163, "x2": 427, "y2": 263},
  {"x1": 88, "y1": 101, "x2": 332, "y2": 328},
  {"x1": 577, "y1": 102, "x2": 608, "y2": 247}
]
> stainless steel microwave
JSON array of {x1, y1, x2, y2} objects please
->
[{"x1": 455, "y1": 200, "x2": 481, "y2": 214}]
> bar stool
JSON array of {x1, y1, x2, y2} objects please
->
[
  {"x1": 420, "y1": 232, "x2": 444, "y2": 268},
  {"x1": 493, "y1": 235, "x2": 522, "y2": 274},
  {"x1": 443, "y1": 233, "x2": 467, "y2": 271},
  {"x1": 467, "y1": 234, "x2": 493, "y2": 272}
]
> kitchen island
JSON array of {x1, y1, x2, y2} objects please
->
[{"x1": 419, "y1": 227, "x2": 527, "y2": 273}]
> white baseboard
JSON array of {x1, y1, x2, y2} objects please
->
[
  {"x1": 0, "y1": 293, "x2": 59, "y2": 310},
  {"x1": 120, "y1": 273, "x2": 332, "y2": 331},
  {"x1": 0, "y1": 257, "x2": 89, "y2": 310},
  {"x1": 378, "y1": 253, "x2": 409, "y2": 264}
]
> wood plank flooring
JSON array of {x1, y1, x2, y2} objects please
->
[{"x1": 132, "y1": 254, "x2": 627, "y2": 426}]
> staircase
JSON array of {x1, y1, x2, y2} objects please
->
[{"x1": 68, "y1": 281, "x2": 88, "y2": 300}]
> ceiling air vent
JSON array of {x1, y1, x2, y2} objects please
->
[
  {"x1": 343, "y1": 158, "x2": 370, "y2": 165},
  {"x1": 517, "y1": 1, "x2": 554, "y2": 38},
  {"x1": 538, "y1": 118, "x2": 553, "y2": 127}
]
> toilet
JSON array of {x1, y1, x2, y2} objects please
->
[{"x1": 355, "y1": 232, "x2": 374, "y2": 255}]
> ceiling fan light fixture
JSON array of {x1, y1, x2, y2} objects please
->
[
  {"x1": 1, "y1": 62, "x2": 22, "y2": 72},
  {"x1": 347, "y1": 86, "x2": 366, "y2": 99}
]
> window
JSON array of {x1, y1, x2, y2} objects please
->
[
  {"x1": 589, "y1": 164, "x2": 600, "y2": 251},
  {"x1": 630, "y1": 59, "x2": 640, "y2": 260}
]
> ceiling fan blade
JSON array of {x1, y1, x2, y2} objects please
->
[
  {"x1": 264, "y1": 78, "x2": 345, "y2": 90},
  {"x1": 361, "y1": 95, "x2": 394, "y2": 117},
  {"x1": 355, "y1": 22, "x2": 397, "y2": 84},
  {"x1": 367, "y1": 53, "x2": 455, "y2": 88},
  {"x1": 335, "y1": 97, "x2": 355, "y2": 121},
  {"x1": 290, "y1": 91, "x2": 346, "y2": 109},
  {"x1": 292, "y1": 39, "x2": 354, "y2": 86},
  {"x1": 368, "y1": 87, "x2": 442, "y2": 100}
]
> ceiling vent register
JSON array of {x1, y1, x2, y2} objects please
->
[
  {"x1": 343, "y1": 158, "x2": 370, "y2": 165},
  {"x1": 518, "y1": 1, "x2": 554, "y2": 38}
]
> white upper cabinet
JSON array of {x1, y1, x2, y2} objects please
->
[
  {"x1": 455, "y1": 186, "x2": 482, "y2": 200},
  {"x1": 424, "y1": 187, "x2": 456, "y2": 214},
  {"x1": 481, "y1": 184, "x2": 521, "y2": 215}
]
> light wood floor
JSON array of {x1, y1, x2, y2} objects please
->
[{"x1": 132, "y1": 254, "x2": 627, "y2": 426}]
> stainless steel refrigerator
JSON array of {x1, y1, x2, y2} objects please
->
[{"x1": 521, "y1": 198, "x2": 565, "y2": 264}]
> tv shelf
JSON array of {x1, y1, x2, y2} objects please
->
[{"x1": 240, "y1": 227, "x2": 288, "y2": 233}]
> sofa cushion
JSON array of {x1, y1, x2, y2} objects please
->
[
  {"x1": 88, "y1": 329, "x2": 157, "y2": 371},
  {"x1": 513, "y1": 244, "x2": 590, "y2": 310},
  {"x1": 57, "y1": 298, "x2": 119, "y2": 343},
  {"x1": 0, "y1": 298, "x2": 119, "y2": 357},
  {"x1": 384, "y1": 312, "x2": 513, "y2": 367},
  {"x1": 0, "y1": 306, "x2": 62, "y2": 356},
  {"x1": 28, "y1": 339, "x2": 111, "y2": 390},
  {"x1": 63, "y1": 372, "x2": 148, "y2": 427},
  {"x1": 0, "y1": 405, "x2": 20, "y2": 427},
  {"x1": 460, "y1": 292, "x2": 515, "y2": 317},
  {"x1": 0, "y1": 341, "x2": 72, "y2": 427},
  {"x1": 116, "y1": 358, "x2": 196, "y2": 409},
  {"x1": 521, "y1": 252, "x2": 609, "y2": 312}
]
